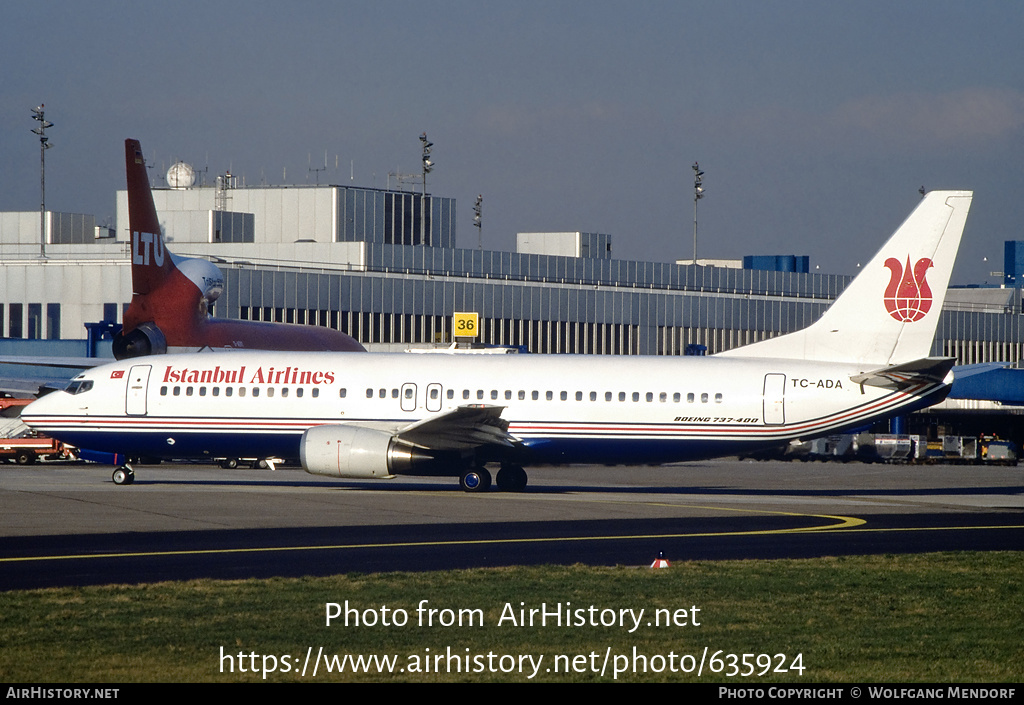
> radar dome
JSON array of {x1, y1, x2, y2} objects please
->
[{"x1": 166, "y1": 161, "x2": 196, "y2": 188}]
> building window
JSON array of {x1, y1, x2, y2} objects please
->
[
  {"x1": 8, "y1": 304, "x2": 23, "y2": 338},
  {"x1": 47, "y1": 303, "x2": 61, "y2": 339},
  {"x1": 26, "y1": 304, "x2": 41, "y2": 340}
]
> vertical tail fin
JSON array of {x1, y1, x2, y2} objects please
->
[
  {"x1": 121, "y1": 139, "x2": 200, "y2": 346},
  {"x1": 125, "y1": 139, "x2": 176, "y2": 298},
  {"x1": 719, "y1": 190, "x2": 972, "y2": 365}
]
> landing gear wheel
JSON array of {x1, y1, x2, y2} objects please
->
[
  {"x1": 459, "y1": 467, "x2": 492, "y2": 492},
  {"x1": 496, "y1": 465, "x2": 528, "y2": 492},
  {"x1": 220, "y1": 458, "x2": 239, "y2": 469},
  {"x1": 112, "y1": 466, "x2": 135, "y2": 485}
]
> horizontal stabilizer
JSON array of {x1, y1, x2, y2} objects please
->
[
  {"x1": 397, "y1": 404, "x2": 516, "y2": 450},
  {"x1": 947, "y1": 361, "x2": 1011, "y2": 380},
  {"x1": 850, "y1": 357, "x2": 955, "y2": 390}
]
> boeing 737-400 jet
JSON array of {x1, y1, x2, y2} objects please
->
[{"x1": 22, "y1": 190, "x2": 972, "y2": 490}]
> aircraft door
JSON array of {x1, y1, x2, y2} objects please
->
[
  {"x1": 400, "y1": 383, "x2": 417, "y2": 412},
  {"x1": 126, "y1": 365, "x2": 152, "y2": 416},
  {"x1": 762, "y1": 373, "x2": 786, "y2": 425},
  {"x1": 426, "y1": 383, "x2": 442, "y2": 412}
]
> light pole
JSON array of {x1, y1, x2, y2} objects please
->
[
  {"x1": 692, "y1": 162, "x2": 704, "y2": 263},
  {"x1": 473, "y1": 194, "x2": 482, "y2": 249},
  {"x1": 420, "y1": 132, "x2": 433, "y2": 245},
  {"x1": 31, "y1": 104, "x2": 53, "y2": 258}
]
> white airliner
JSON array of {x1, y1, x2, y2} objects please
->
[{"x1": 22, "y1": 191, "x2": 972, "y2": 490}]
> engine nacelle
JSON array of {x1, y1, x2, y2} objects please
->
[
  {"x1": 174, "y1": 256, "x2": 224, "y2": 304},
  {"x1": 300, "y1": 425, "x2": 442, "y2": 479},
  {"x1": 111, "y1": 322, "x2": 168, "y2": 360}
]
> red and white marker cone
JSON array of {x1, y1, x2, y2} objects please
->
[{"x1": 650, "y1": 551, "x2": 670, "y2": 568}]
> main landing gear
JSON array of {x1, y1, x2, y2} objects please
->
[
  {"x1": 459, "y1": 466, "x2": 491, "y2": 492},
  {"x1": 112, "y1": 465, "x2": 135, "y2": 485},
  {"x1": 458, "y1": 464, "x2": 529, "y2": 493},
  {"x1": 496, "y1": 464, "x2": 528, "y2": 492}
]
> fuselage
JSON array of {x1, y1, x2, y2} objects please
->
[{"x1": 21, "y1": 350, "x2": 948, "y2": 468}]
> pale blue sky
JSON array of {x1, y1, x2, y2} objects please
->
[{"x1": 2, "y1": 1, "x2": 1022, "y2": 282}]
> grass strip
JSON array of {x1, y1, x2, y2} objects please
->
[{"x1": 1, "y1": 551, "x2": 1020, "y2": 682}]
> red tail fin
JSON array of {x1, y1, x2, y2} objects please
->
[
  {"x1": 125, "y1": 139, "x2": 175, "y2": 296},
  {"x1": 121, "y1": 139, "x2": 199, "y2": 341}
]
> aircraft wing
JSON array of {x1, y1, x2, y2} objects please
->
[
  {"x1": 0, "y1": 356, "x2": 106, "y2": 398},
  {"x1": 0, "y1": 356, "x2": 107, "y2": 369},
  {"x1": 395, "y1": 404, "x2": 516, "y2": 450},
  {"x1": 0, "y1": 376, "x2": 69, "y2": 397},
  {"x1": 850, "y1": 357, "x2": 956, "y2": 390}
]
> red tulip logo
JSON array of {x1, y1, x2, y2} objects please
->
[{"x1": 883, "y1": 256, "x2": 933, "y2": 322}]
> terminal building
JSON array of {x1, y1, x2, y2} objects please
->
[{"x1": 2, "y1": 173, "x2": 1024, "y2": 367}]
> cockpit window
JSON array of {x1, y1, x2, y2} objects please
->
[{"x1": 65, "y1": 380, "x2": 94, "y2": 395}]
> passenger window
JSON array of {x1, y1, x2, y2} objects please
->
[
  {"x1": 687, "y1": 393, "x2": 694, "y2": 403},
  {"x1": 199, "y1": 387, "x2": 207, "y2": 397},
  {"x1": 281, "y1": 388, "x2": 289, "y2": 398},
  {"x1": 546, "y1": 391, "x2": 553, "y2": 401},
  {"x1": 239, "y1": 387, "x2": 246, "y2": 397},
  {"x1": 366, "y1": 388, "x2": 373, "y2": 398},
  {"x1": 160, "y1": 386, "x2": 167, "y2": 396},
  {"x1": 701, "y1": 393, "x2": 708, "y2": 403},
  {"x1": 605, "y1": 392, "x2": 613, "y2": 402},
  {"x1": 253, "y1": 388, "x2": 260, "y2": 398},
  {"x1": 312, "y1": 389, "x2": 319, "y2": 398},
  {"x1": 532, "y1": 391, "x2": 539, "y2": 400},
  {"x1": 715, "y1": 393, "x2": 723, "y2": 403},
  {"x1": 632, "y1": 392, "x2": 640, "y2": 402},
  {"x1": 560, "y1": 391, "x2": 567, "y2": 401},
  {"x1": 463, "y1": 390, "x2": 470, "y2": 399},
  {"x1": 212, "y1": 387, "x2": 220, "y2": 397},
  {"x1": 659, "y1": 392, "x2": 667, "y2": 402},
  {"x1": 673, "y1": 393, "x2": 681, "y2": 403},
  {"x1": 405, "y1": 388, "x2": 414, "y2": 399},
  {"x1": 296, "y1": 388, "x2": 303, "y2": 398},
  {"x1": 518, "y1": 390, "x2": 526, "y2": 400},
  {"x1": 226, "y1": 387, "x2": 233, "y2": 397},
  {"x1": 491, "y1": 390, "x2": 498, "y2": 400},
  {"x1": 619, "y1": 392, "x2": 626, "y2": 402},
  {"x1": 477, "y1": 390, "x2": 484, "y2": 400},
  {"x1": 378, "y1": 389, "x2": 386, "y2": 398},
  {"x1": 590, "y1": 392, "x2": 597, "y2": 401},
  {"x1": 391, "y1": 389, "x2": 399, "y2": 399},
  {"x1": 646, "y1": 392, "x2": 653, "y2": 402},
  {"x1": 267, "y1": 388, "x2": 275, "y2": 398},
  {"x1": 504, "y1": 390, "x2": 512, "y2": 400}
]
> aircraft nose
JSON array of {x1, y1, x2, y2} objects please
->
[{"x1": 20, "y1": 392, "x2": 63, "y2": 428}]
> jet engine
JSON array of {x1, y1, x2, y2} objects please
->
[
  {"x1": 300, "y1": 425, "x2": 447, "y2": 479},
  {"x1": 174, "y1": 256, "x2": 225, "y2": 305},
  {"x1": 112, "y1": 321, "x2": 168, "y2": 360}
]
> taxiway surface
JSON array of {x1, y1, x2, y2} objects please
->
[{"x1": 1, "y1": 460, "x2": 1021, "y2": 589}]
